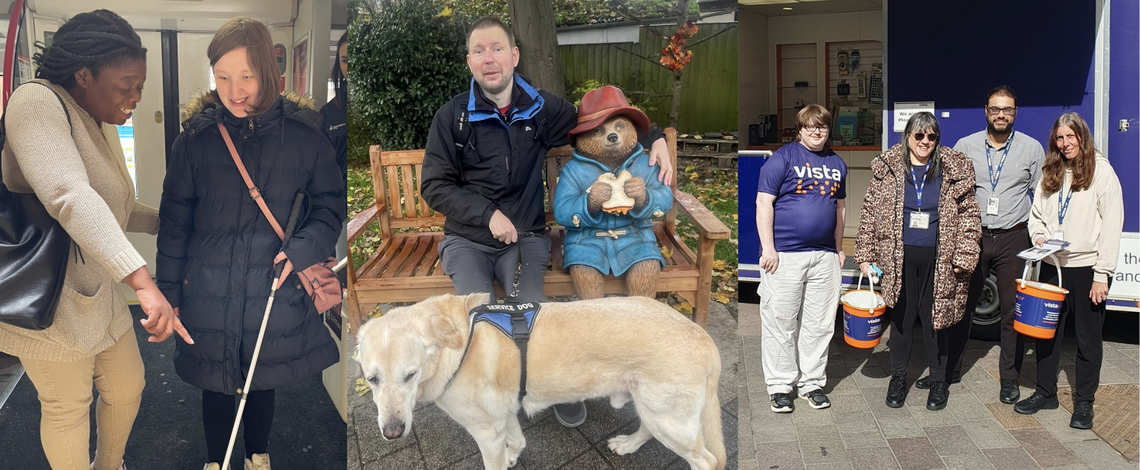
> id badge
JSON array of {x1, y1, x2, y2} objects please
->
[
  {"x1": 910, "y1": 211, "x2": 930, "y2": 230},
  {"x1": 1054, "y1": 231, "x2": 1064, "y2": 241},
  {"x1": 987, "y1": 196, "x2": 1000, "y2": 216}
]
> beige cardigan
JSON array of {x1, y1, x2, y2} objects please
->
[{"x1": 0, "y1": 79, "x2": 159, "y2": 361}]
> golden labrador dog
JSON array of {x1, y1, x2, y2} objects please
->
[{"x1": 356, "y1": 293, "x2": 725, "y2": 470}]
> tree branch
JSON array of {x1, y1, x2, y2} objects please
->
[
  {"x1": 614, "y1": 44, "x2": 667, "y2": 69},
  {"x1": 684, "y1": 24, "x2": 736, "y2": 49}
]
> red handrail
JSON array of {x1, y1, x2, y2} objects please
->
[{"x1": 3, "y1": 0, "x2": 27, "y2": 110}]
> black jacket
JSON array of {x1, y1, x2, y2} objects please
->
[
  {"x1": 420, "y1": 74, "x2": 663, "y2": 248},
  {"x1": 319, "y1": 91, "x2": 347, "y2": 182},
  {"x1": 156, "y1": 92, "x2": 345, "y2": 393}
]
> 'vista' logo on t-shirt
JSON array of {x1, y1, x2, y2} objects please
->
[{"x1": 793, "y1": 164, "x2": 843, "y2": 181}]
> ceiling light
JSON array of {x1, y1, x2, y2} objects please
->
[{"x1": 782, "y1": 7, "x2": 793, "y2": 10}]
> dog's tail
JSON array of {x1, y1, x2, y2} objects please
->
[{"x1": 701, "y1": 366, "x2": 726, "y2": 470}]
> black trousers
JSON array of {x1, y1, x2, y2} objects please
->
[
  {"x1": 1033, "y1": 264, "x2": 1106, "y2": 402},
  {"x1": 203, "y1": 389, "x2": 276, "y2": 463},
  {"x1": 950, "y1": 226, "x2": 1032, "y2": 379},
  {"x1": 888, "y1": 245, "x2": 948, "y2": 380}
]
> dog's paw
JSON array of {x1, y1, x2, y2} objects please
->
[{"x1": 607, "y1": 434, "x2": 647, "y2": 455}]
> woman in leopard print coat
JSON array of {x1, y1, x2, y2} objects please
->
[{"x1": 853, "y1": 112, "x2": 981, "y2": 411}]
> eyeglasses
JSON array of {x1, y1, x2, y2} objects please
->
[
  {"x1": 802, "y1": 126, "x2": 829, "y2": 134},
  {"x1": 912, "y1": 133, "x2": 939, "y2": 142},
  {"x1": 985, "y1": 106, "x2": 1017, "y2": 115}
]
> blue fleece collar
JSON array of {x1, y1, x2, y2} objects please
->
[{"x1": 467, "y1": 74, "x2": 544, "y2": 125}]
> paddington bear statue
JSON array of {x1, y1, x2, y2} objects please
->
[{"x1": 553, "y1": 85, "x2": 673, "y2": 299}]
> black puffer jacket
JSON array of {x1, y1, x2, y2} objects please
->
[{"x1": 156, "y1": 92, "x2": 345, "y2": 393}]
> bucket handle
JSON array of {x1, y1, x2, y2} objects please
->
[
  {"x1": 855, "y1": 270, "x2": 877, "y2": 314},
  {"x1": 1020, "y1": 254, "x2": 1063, "y2": 289}
]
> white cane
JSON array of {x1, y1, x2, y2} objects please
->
[{"x1": 221, "y1": 193, "x2": 305, "y2": 470}]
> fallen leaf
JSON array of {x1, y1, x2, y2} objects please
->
[
  {"x1": 355, "y1": 377, "x2": 371, "y2": 397},
  {"x1": 674, "y1": 302, "x2": 693, "y2": 315},
  {"x1": 712, "y1": 260, "x2": 728, "y2": 271},
  {"x1": 714, "y1": 292, "x2": 730, "y2": 304},
  {"x1": 660, "y1": 246, "x2": 674, "y2": 258}
]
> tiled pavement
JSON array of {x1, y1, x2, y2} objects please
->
[
  {"x1": 737, "y1": 302, "x2": 1140, "y2": 470},
  {"x1": 348, "y1": 301, "x2": 740, "y2": 469}
]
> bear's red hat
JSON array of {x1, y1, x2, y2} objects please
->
[{"x1": 568, "y1": 85, "x2": 650, "y2": 140}]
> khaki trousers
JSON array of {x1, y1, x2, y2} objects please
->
[{"x1": 21, "y1": 330, "x2": 144, "y2": 470}]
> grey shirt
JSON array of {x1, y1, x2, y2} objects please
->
[{"x1": 953, "y1": 130, "x2": 1045, "y2": 230}]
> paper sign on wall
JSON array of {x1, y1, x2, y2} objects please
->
[{"x1": 893, "y1": 101, "x2": 935, "y2": 132}]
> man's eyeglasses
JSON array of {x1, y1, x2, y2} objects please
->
[
  {"x1": 985, "y1": 106, "x2": 1017, "y2": 116},
  {"x1": 913, "y1": 133, "x2": 938, "y2": 142},
  {"x1": 802, "y1": 126, "x2": 829, "y2": 134}
]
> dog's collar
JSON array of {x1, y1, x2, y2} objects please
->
[{"x1": 440, "y1": 302, "x2": 541, "y2": 401}]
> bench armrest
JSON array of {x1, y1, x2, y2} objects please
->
[
  {"x1": 348, "y1": 205, "x2": 379, "y2": 243},
  {"x1": 672, "y1": 189, "x2": 730, "y2": 240}
]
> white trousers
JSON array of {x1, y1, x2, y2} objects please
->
[{"x1": 758, "y1": 250, "x2": 841, "y2": 395}]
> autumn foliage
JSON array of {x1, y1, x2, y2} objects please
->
[{"x1": 660, "y1": 23, "x2": 698, "y2": 72}]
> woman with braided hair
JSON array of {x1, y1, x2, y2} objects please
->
[{"x1": 0, "y1": 9, "x2": 191, "y2": 470}]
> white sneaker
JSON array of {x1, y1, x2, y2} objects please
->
[
  {"x1": 244, "y1": 453, "x2": 271, "y2": 470},
  {"x1": 202, "y1": 464, "x2": 220, "y2": 470}
]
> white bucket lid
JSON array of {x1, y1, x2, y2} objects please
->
[
  {"x1": 843, "y1": 290, "x2": 884, "y2": 309},
  {"x1": 1016, "y1": 279, "x2": 1069, "y2": 295}
]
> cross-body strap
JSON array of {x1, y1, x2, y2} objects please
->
[{"x1": 217, "y1": 122, "x2": 285, "y2": 241}]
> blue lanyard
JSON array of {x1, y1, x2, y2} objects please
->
[
  {"x1": 909, "y1": 162, "x2": 928, "y2": 209},
  {"x1": 985, "y1": 133, "x2": 1013, "y2": 192},
  {"x1": 1057, "y1": 183, "x2": 1074, "y2": 226}
]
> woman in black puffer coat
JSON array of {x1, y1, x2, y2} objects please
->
[{"x1": 156, "y1": 17, "x2": 344, "y2": 470}]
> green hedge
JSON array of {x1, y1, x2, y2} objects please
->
[{"x1": 349, "y1": 1, "x2": 471, "y2": 152}]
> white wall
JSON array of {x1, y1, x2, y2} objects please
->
[{"x1": 291, "y1": 0, "x2": 331, "y2": 104}]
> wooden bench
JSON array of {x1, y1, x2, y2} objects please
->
[{"x1": 346, "y1": 128, "x2": 731, "y2": 331}]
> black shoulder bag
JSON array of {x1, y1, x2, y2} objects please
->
[{"x1": 0, "y1": 82, "x2": 75, "y2": 330}]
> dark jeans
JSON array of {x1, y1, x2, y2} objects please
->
[
  {"x1": 889, "y1": 245, "x2": 948, "y2": 380},
  {"x1": 203, "y1": 389, "x2": 275, "y2": 463},
  {"x1": 439, "y1": 234, "x2": 552, "y2": 303},
  {"x1": 952, "y1": 225, "x2": 1032, "y2": 379},
  {"x1": 1033, "y1": 264, "x2": 1107, "y2": 402}
]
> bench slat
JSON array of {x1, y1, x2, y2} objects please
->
[{"x1": 401, "y1": 165, "x2": 416, "y2": 218}]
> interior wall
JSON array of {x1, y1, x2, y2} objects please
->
[
  {"x1": 291, "y1": 0, "x2": 331, "y2": 104},
  {"x1": 738, "y1": 7, "x2": 769, "y2": 140},
  {"x1": 766, "y1": 11, "x2": 882, "y2": 112}
]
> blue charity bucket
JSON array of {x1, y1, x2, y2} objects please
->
[
  {"x1": 841, "y1": 272, "x2": 887, "y2": 348},
  {"x1": 1014, "y1": 260, "x2": 1068, "y2": 340}
]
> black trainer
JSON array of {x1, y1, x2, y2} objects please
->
[
  {"x1": 885, "y1": 375, "x2": 908, "y2": 408},
  {"x1": 926, "y1": 380, "x2": 949, "y2": 411},
  {"x1": 1000, "y1": 379, "x2": 1020, "y2": 404},
  {"x1": 799, "y1": 389, "x2": 831, "y2": 409},
  {"x1": 915, "y1": 372, "x2": 961, "y2": 389},
  {"x1": 553, "y1": 402, "x2": 587, "y2": 427},
  {"x1": 1014, "y1": 392, "x2": 1059, "y2": 415},
  {"x1": 770, "y1": 393, "x2": 794, "y2": 413},
  {"x1": 1070, "y1": 401, "x2": 1094, "y2": 429}
]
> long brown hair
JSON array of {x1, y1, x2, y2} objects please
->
[
  {"x1": 1041, "y1": 112, "x2": 1096, "y2": 194},
  {"x1": 206, "y1": 17, "x2": 279, "y2": 116}
]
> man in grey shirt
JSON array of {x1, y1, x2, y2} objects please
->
[{"x1": 916, "y1": 86, "x2": 1044, "y2": 404}]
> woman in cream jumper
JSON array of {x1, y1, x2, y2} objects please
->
[
  {"x1": 0, "y1": 10, "x2": 189, "y2": 470},
  {"x1": 1016, "y1": 112, "x2": 1123, "y2": 430}
]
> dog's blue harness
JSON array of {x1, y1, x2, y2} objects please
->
[{"x1": 449, "y1": 302, "x2": 541, "y2": 401}]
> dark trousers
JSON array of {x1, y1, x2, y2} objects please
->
[
  {"x1": 439, "y1": 234, "x2": 552, "y2": 303},
  {"x1": 888, "y1": 245, "x2": 948, "y2": 380},
  {"x1": 203, "y1": 389, "x2": 275, "y2": 463},
  {"x1": 1033, "y1": 264, "x2": 1106, "y2": 402},
  {"x1": 949, "y1": 225, "x2": 1032, "y2": 379}
]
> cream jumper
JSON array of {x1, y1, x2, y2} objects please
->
[
  {"x1": 1028, "y1": 155, "x2": 1124, "y2": 283},
  {"x1": 0, "y1": 79, "x2": 158, "y2": 361}
]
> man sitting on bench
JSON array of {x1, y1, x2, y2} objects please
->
[{"x1": 419, "y1": 16, "x2": 673, "y2": 428}]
